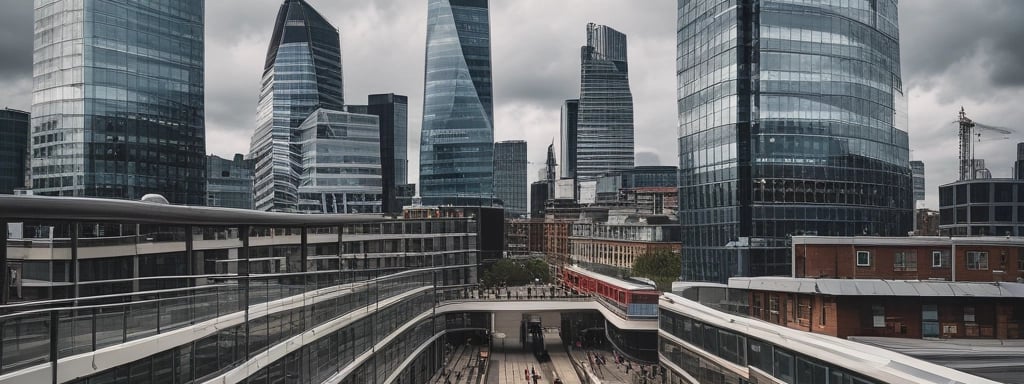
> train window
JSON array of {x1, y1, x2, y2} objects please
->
[
  {"x1": 796, "y1": 357, "x2": 827, "y2": 384},
  {"x1": 774, "y1": 349, "x2": 795, "y2": 384}
]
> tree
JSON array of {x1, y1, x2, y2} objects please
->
[
  {"x1": 480, "y1": 258, "x2": 551, "y2": 288},
  {"x1": 632, "y1": 249, "x2": 680, "y2": 291}
]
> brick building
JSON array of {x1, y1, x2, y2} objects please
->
[
  {"x1": 733, "y1": 277, "x2": 1024, "y2": 340},
  {"x1": 791, "y1": 236, "x2": 1024, "y2": 282},
  {"x1": 730, "y1": 236, "x2": 1024, "y2": 341}
]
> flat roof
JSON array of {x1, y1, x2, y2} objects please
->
[
  {"x1": 791, "y1": 235, "x2": 1024, "y2": 247},
  {"x1": 728, "y1": 277, "x2": 1024, "y2": 298},
  {"x1": 849, "y1": 337, "x2": 1024, "y2": 384},
  {"x1": 565, "y1": 264, "x2": 656, "y2": 291}
]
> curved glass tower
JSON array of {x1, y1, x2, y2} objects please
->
[
  {"x1": 576, "y1": 23, "x2": 634, "y2": 180},
  {"x1": 677, "y1": 0, "x2": 912, "y2": 282},
  {"x1": 251, "y1": 0, "x2": 344, "y2": 212},
  {"x1": 419, "y1": 0, "x2": 494, "y2": 206}
]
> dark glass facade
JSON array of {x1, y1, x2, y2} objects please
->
[
  {"x1": 938, "y1": 178, "x2": 1024, "y2": 237},
  {"x1": 530, "y1": 181, "x2": 549, "y2": 218},
  {"x1": 206, "y1": 154, "x2": 254, "y2": 209},
  {"x1": 251, "y1": 0, "x2": 344, "y2": 212},
  {"x1": 617, "y1": 166, "x2": 679, "y2": 189},
  {"x1": 353, "y1": 93, "x2": 410, "y2": 214},
  {"x1": 560, "y1": 99, "x2": 579, "y2": 179},
  {"x1": 31, "y1": 0, "x2": 206, "y2": 204},
  {"x1": 420, "y1": 0, "x2": 495, "y2": 205},
  {"x1": 0, "y1": 109, "x2": 29, "y2": 194},
  {"x1": 494, "y1": 140, "x2": 527, "y2": 218},
  {"x1": 677, "y1": 0, "x2": 912, "y2": 282},
  {"x1": 576, "y1": 24, "x2": 634, "y2": 180}
]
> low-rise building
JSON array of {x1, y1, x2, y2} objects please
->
[
  {"x1": 791, "y1": 236, "x2": 1024, "y2": 282},
  {"x1": 569, "y1": 215, "x2": 680, "y2": 270}
]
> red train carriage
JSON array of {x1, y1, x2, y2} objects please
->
[{"x1": 562, "y1": 265, "x2": 660, "y2": 317}]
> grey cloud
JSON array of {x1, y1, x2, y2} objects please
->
[{"x1": 0, "y1": 1, "x2": 33, "y2": 108}]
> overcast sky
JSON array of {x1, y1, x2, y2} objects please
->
[{"x1": 2, "y1": 0, "x2": 1024, "y2": 209}]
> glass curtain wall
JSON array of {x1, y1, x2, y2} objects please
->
[
  {"x1": 576, "y1": 23, "x2": 634, "y2": 180},
  {"x1": 296, "y1": 109, "x2": 383, "y2": 214},
  {"x1": 251, "y1": 0, "x2": 344, "y2": 212},
  {"x1": 419, "y1": 0, "x2": 495, "y2": 205},
  {"x1": 31, "y1": 0, "x2": 206, "y2": 204},
  {"x1": 677, "y1": 0, "x2": 911, "y2": 282}
]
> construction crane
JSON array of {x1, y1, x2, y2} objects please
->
[{"x1": 957, "y1": 107, "x2": 1015, "y2": 180}]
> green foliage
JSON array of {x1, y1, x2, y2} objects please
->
[
  {"x1": 631, "y1": 249, "x2": 680, "y2": 291},
  {"x1": 480, "y1": 258, "x2": 551, "y2": 287}
]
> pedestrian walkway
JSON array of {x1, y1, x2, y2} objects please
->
[
  {"x1": 544, "y1": 334, "x2": 582, "y2": 384},
  {"x1": 567, "y1": 347, "x2": 663, "y2": 384},
  {"x1": 430, "y1": 344, "x2": 483, "y2": 384}
]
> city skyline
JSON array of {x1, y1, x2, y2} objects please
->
[{"x1": 0, "y1": 1, "x2": 1023, "y2": 208}]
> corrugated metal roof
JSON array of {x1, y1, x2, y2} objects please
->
[{"x1": 729, "y1": 277, "x2": 1024, "y2": 298}]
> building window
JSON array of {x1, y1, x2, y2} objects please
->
[
  {"x1": 819, "y1": 301, "x2": 826, "y2": 326},
  {"x1": 893, "y1": 251, "x2": 917, "y2": 271},
  {"x1": 872, "y1": 305, "x2": 885, "y2": 328},
  {"x1": 932, "y1": 251, "x2": 950, "y2": 268},
  {"x1": 964, "y1": 306, "x2": 976, "y2": 322},
  {"x1": 966, "y1": 251, "x2": 989, "y2": 270},
  {"x1": 856, "y1": 251, "x2": 872, "y2": 267}
]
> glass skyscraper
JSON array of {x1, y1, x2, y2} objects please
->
[
  {"x1": 494, "y1": 140, "x2": 527, "y2": 218},
  {"x1": 575, "y1": 23, "x2": 634, "y2": 180},
  {"x1": 911, "y1": 160, "x2": 925, "y2": 202},
  {"x1": 560, "y1": 99, "x2": 579, "y2": 179},
  {"x1": 677, "y1": 0, "x2": 912, "y2": 282},
  {"x1": 0, "y1": 109, "x2": 29, "y2": 194},
  {"x1": 296, "y1": 109, "x2": 382, "y2": 214},
  {"x1": 351, "y1": 93, "x2": 410, "y2": 214},
  {"x1": 30, "y1": 0, "x2": 206, "y2": 204},
  {"x1": 251, "y1": 0, "x2": 344, "y2": 212},
  {"x1": 420, "y1": 0, "x2": 495, "y2": 206}
]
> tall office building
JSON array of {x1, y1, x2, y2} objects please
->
[
  {"x1": 420, "y1": 0, "x2": 495, "y2": 206},
  {"x1": 911, "y1": 160, "x2": 925, "y2": 202},
  {"x1": 677, "y1": 0, "x2": 912, "y2": 282},
  {"x1": 30, "y1": 0, "x2": 206, "y2": 204},
  {"x1": 575, "y1": 23, "x2": 634, "y2": 180},
  {"x1": 0, "y1": 109, "x2": 29, "y2": 194},
  {"x1": 207, "y1": 154, "x2": 254, "y2": 209},
  {"x1": 494, "y1": 140, "x2": 527, "y2": 218},
  {"x1": 251, "y1": 0, "x2": 344, "y2": 212},
  {"x1": 560, "y1": 99, "x2": 579, "y2": 179},
  {"x1": 350, "y1": 94, "x2": 409, "y2": 214},
  {"x1": 296, "y1": 109, "x2": 382, "y2": 214}
]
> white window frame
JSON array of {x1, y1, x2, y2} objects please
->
[
  {"x1": 932, "y1": 251, "x2": 944, "y2": 267},
  {"x1": 856, "y1": 250, "x2": 872, "y2": 267}
]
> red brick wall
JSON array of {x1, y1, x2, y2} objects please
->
[
  {"x1": 796, "y1": 243, "x2": 1024, "y2": 282},
  {"x1": 748, "y1": 291, "x2": 1022, "y2": 340}
]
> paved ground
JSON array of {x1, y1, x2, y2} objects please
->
[
  {"x1": 430, "y1": 344, "x2": 483, "y2": 384},
  {"x1": 485, "y1": 330, "x2": 584, "y2": 384},
  {"x1": 567, "y1": 348, "x2": 662, "y2": 384}
]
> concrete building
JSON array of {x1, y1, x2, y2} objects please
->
[{"x1": 569, "y1": 215, "x2": 680, "y2": 270}]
